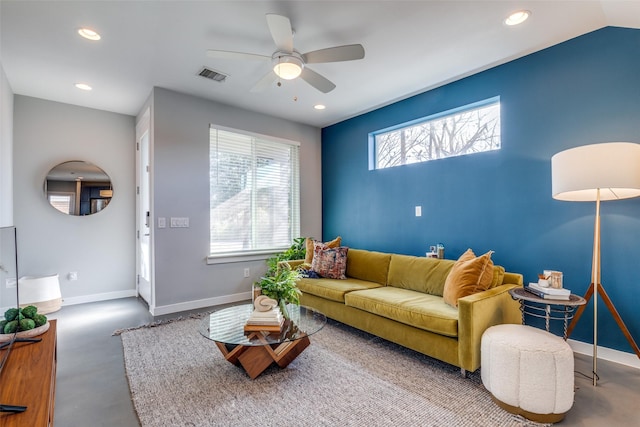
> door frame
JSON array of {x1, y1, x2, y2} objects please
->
[{"x1": 135, "y1": 107, "x2": 154, "y2": 312}]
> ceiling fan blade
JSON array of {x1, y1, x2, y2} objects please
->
[
  {"x1": 302, "y1": 44, "x2": 365, "y2": 64},
  {"x1": 300, "y1": 67, "x2": 336, "y2": 93},
  {"x1": 266, "y1": 14, "x2": 294, "y2": 52},
  {"x1": 250, "y1": 71, "x2": 278, "y2": 93},
  {"x1": 207, "y1": 50, "x2": 270, "y2": 61}
]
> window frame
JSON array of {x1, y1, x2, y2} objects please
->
[
  {"x1": 369, "y1": 97, "x2": 501, "y2": 170},
  {"x1": 206, "y1": 124, "x2": 300, "y2": 264}
]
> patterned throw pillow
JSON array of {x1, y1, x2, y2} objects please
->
[{"x1": 311, "y1": 245, "x2": 349, "y2": 279}]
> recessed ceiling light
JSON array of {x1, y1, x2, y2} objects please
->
[
  {"x1": 75, "y1": 83, "x2": 92, "y2": 91},
  {"x1": 78, "y1": 28, "x2": 101, "y2": 41},
  {"x1": 314, "y1": 104, "x2": 326, "y2": 110},
  {"x1": 505, "y1": 10, "x2": 530, "y2": 26}
]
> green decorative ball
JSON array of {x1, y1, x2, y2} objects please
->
[
  {"x1": 4, "y1": 308, "x2": 19, "y2": 322},
  {"x1": 19, "y1": 318, "x2": 36, "y2": 331},
  {"x1": 33, "y1": 314, "x2": 47, "y2": 327},
  {"x1": 21, "y1": 305, "x2": 38, "y2": 319},
  {"x1": 3, "y1": 320, "x2": 18, "y2": 334}
]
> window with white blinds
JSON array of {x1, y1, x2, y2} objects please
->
[
  {"x1": 48, "y1": 193, "x2": 75, "y2": 215},
  {"x1": 209, "y1": 126, "x2": 300, "y2": 257}
]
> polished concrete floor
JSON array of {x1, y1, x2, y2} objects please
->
[{"x1": 48, "y1": 297, "x2": 640, "y2": 426}]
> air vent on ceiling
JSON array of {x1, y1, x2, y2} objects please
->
[{"x1": 198, "y1": 67, "x2": 228, "y2": 83}]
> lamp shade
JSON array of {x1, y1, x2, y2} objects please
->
[{"x1": 551, "y1": 142, "x2": 640, "y2": 201}]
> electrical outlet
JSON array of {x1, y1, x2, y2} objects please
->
[
  {"x1": 244, "y1": 268, "x2": 250, "y2": 278},
  {"x1": 415, "y1": 206, "x2": 422, "y2": 217}
]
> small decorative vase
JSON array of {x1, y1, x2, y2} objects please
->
[{"x1": 278, "y1": 299, "x2": 290, "y2": 320}]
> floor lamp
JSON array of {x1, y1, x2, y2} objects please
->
[{"x1": 551, "y1": 142, "x2": 640, "y2": 386}]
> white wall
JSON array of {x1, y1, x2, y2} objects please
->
[
  {"x1": 0, "y1": 62, "x2": 13, "y2": 227},
  {"x1": 13, "y1": 96, "x2": 136, "y2": 304},
  {"x1": 151, "y1": 87, "x2": 322, "y2": 313}
]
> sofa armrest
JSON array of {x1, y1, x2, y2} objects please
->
[
  {"x1": 457, "y1": 283, "x2": 521, "y2": 372},
  {"x1": 502, "y1": 272, "x2": 524, "y2": 286},
  {"x1": 277, "y1": 259, "x2": 306, "y2": 271}
]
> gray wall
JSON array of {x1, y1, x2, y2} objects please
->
[
  {"x1": 0, "y1": 62, "x2": 13, "y2": 227},
  {"x1": 13, "y1": 96, "x2": 136, "y2": 304},
  {"x1": 151, "y1": 87, "x2": 321, "y2": 312}
]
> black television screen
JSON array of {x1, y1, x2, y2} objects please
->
[
  {"x1": 0, "y1": 225, "x2": 19, "y2": 356},
  {"x1": 0, "y1": 225, "x2": 30, "y2": 413}
]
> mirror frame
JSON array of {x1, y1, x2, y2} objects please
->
[{"x1": 44, "y1": 160, "x2": 113, "y2": 216}]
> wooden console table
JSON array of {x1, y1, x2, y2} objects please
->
[{"x1": 0, "y1": 319, "x2": 57, "y2": 427}]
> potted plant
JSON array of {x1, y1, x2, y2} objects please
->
[
  {"x1": 265, "y1": 237, "x2": 307, "y2": 276},
  {"x1": 255, "y1": 267, "x2": 302, "y2": 320},
  {"x1": 254, "y1": 237, "x2": 307, "y2": 319}
]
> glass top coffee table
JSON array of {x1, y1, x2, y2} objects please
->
[{"x1": 198, "y1": 304, "x2": 326, "y2": 379}]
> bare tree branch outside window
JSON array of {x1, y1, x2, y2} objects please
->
[{"x1": 374, "y1": 101, "x2": 500, "y2": 169}]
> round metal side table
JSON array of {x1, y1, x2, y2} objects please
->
[{"x1": 509, "y1": 287, "x2": 586, "y2": 340}]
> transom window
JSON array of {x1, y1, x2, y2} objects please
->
[
  {"x1": 209, "y1": 125, "x2": 300, "y2": 257},
  {"x1": 371, "y1": 98, "x2": 501, "y2": 170}
]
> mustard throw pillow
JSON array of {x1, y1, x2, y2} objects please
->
[
  {"x1": 305, "y1": 236, "x2": 341, "y2": 265},
  {"x1": 443, "y1": 249, "x2": 494, "y2": 307},
  {"x1": 491, "y1": 265, "x2": 506, "y2": 288}
]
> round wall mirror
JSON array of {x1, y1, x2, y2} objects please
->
[{"x1": 44, "y1": 161, "x2": 113, "y2": 216}]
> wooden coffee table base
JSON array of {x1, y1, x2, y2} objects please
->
[{"x1": 215, "y1": 333, "x2": 310, "y2": 379}]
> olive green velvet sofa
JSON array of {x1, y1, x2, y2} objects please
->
[{"x1": 287, "y1": 248, "x2": 523, "y2": 375}]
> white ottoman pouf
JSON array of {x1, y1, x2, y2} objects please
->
[
  {"x1": 18, "y1": 274, "x2": 62, "y2": 314},
  {"x1": 481, "y1": 324, "x2": 574, "y2": 423}
]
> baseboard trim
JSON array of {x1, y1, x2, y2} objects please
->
[
  {"x1": 150, "y1": 291, "x2": 251, "y2": 316},
  {"x1": 62, "y1": 290, "x2": 138, "y2": 306},
  {"x1": 568, "y1": 339, "x2": 640, "y2": 369}
]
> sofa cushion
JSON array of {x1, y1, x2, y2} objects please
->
[
  {"x1": 345, "y1": 249, "x2": 391, "y2": 286},
  {"x1": 345, "y1": 287, "x2": 459, "y2": 337},
  {"x1": 443, "y1": 249, "x2": 495, "y2": 307},
  {"x1": 311, "y1": 246, "x2": 348, "y2": 279},
  {"x1": 305, "y1": 236, "x2": 342, "y2": 265},
  {"x1": 387, "y1": 254, "x2": 455, "y2": 296},
  {"x1": 296, "y1": 277, "x2": 383, "y2": 303}
]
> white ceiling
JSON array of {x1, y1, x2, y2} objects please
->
[{"x1": 1, "y1": 1, "x2": 639, "y2": 128}]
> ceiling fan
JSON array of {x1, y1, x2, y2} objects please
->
[{"x1": 207, "y1": 14, "x2": 365, "y2": 93}]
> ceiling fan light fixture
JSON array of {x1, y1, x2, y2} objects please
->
[{"x1": 273, "y1": 54, "x2": 303, "y2": 80}]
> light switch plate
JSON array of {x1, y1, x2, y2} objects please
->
[{"x1": 170, "y1": 217, "x2": 190, "y2": 228}]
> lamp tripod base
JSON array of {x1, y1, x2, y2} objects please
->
[{"x1": 566, "y1": 282, "x2": 640, "y2": 385}]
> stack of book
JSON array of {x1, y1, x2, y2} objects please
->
[
  {"x1": 525, "y1": 282, "x2": 571, "y2": 300},
  {"x1": 244, "y1": 307, "x2": 285, "y2": 333}
]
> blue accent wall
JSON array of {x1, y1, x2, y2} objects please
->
[{"x1": 321, "y1": 27, "x2": 640, "y2": 354}]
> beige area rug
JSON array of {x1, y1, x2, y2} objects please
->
[{"x1": 120, "y1": 317, "x2": 549, "y2": 427}]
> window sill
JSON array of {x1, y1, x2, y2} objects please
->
[{"x1": 206, "y1": 250, "x2": 281, "y2": 265}]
